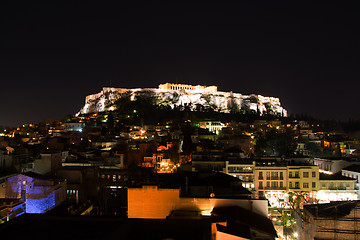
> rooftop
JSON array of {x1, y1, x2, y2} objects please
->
[
  {"x1": 212, "y1": 205, "x2": 277, "y2": 238},
  {"x1": 343, "y1": 164, "x2": 360, "y2": 173},
  {"x1": 319, "y1": 172, "x2": 356, "y2": 181},
  {"x1": 0, "y1": 214, "x2": 212, "y2": 240},
  {"x1": 304, "y1": 201, "x2": 360, "y2": 218}
]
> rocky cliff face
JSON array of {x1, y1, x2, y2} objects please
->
[{"x1": 77, "y1": 87, "x2": 287, "y2": 117}]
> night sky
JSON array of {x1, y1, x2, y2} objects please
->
[{"x1": 1, "y1": 1, "x2": 359, "y2": 127}]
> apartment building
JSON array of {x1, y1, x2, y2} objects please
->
[
  {"x1": 225, "y1": 160, "x2": 255, "y2": 190},
  {"x1": 254, "y1": 166, "x2": 288, "y2": 208},
  {"x1": 287, "y1": 165, "x2": 319, "y2": 192}
]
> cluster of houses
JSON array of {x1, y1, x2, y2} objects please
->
[{"x1": 1, "y1": 114, "x2": 360, "y2": 239}]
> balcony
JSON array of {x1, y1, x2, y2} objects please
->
[
  {"x1": 328, "y1": 187, "x2": 349, "y2": 190},
  {"x1": 270, "y1": 177, "x2": 283, "y2": 180},
  {"x1": 242, "y1": 179, "x2": 254, "y2": 183},
  {"x1": 289, "y1": 175, "x2": 300, "y2": 179},
  {"x1": 264, "y1": 187, "x2": 286, "y2": 190}
]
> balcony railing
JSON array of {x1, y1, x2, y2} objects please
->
[
  {"x1": 264, "y1": 187, "x2": 287, "y2": 190},
  {"x1": 242, "y1": 179, "x2": 254, "y2": 182},
  {"x1": 289, "y1": 175, "x2": 300, "y2": 178},
  {"x1": 328, "y1": 187, "x2": 349, "y2": 190},
  {"x1": 289, "y1": 186, "x2": 300, "y2": 189},
  {"x1": 228, "y1": 170, "x2": 253, "y2": 173},
  {"x1": 270, "y1": 177, "x2": 284, "y2": 180}
]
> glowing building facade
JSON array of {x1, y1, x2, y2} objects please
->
[
  {"x1": 317, "y1": 173, "x2": 358, "y2": 203},
  {"x1": 3, "y1": 173, "x2": 66, "y2": 214},
  {"x1": 158, "y1": 83, "x2": 218, "y2": 93}
]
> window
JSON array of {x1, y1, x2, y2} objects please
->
[
  {"x1": 295, "y1": 172, "x2": 299, "y2": 178},
  {"x1": 346, "y1": 183, "x2": 350, "y2": 188},
  {"x1": 312, "y1": 182, "x2": 316, "y2": 188},
  {"x1": 271, "y1": 172, "x2": 279, "y2": 180},
  {"x1": 303, "y1": 182, "x2": 309, "y2": 188},
  {"x1": 267, "y1": 182, "x2": 270, "y2": 187},
  {"x1": 280, "y1": 172, "x2": 284, "y2": 180},
  {"x1": 259, "y1": 182, "x2": 263, "y2": 189},
  {"x1": 280, "y1": 182, "x2": 283, "y2": 188},
  {"x1": 271, "y1": 182, "x2": 278, "y2": 187},
  {"x1": 289, "y1": 172, "x2": 293, "y2": 177},
  {"x1": 322, "y1": 183, "x2": 326, "y2": 189},
  {"x1": 312, "y1": 171, "x2": 316, "y2": 178},
  {"x1": 295, "y1": 182, "x2": 300, "y2": 189},
  {"x1": 258, "y1": 172, "x2": 263, "y2": 180},
  {"x1": 303, "y1": 172, "x2": 309, "y2": 178},
  {"x1": 266, "y1": 172, "x2": 270, "y2": 180},
  {"x1": 289, "y1": 182, "x2": 293, "y2": 188}
]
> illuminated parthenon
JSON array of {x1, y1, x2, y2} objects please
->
[{"x1": 158, "y1": 83, "x2": 218, "y2": 93}]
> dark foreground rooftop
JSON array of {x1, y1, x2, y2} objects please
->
[
  {"x1": 0, "y1": 214, "x2": 212, "y2": 240},
  {"x1": 304, "y1": 201, "x2": 360, "y2": 218}
]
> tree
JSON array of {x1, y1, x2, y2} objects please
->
[{"x1": 255, "y1": 129, "x2": 297, "y2": 157}]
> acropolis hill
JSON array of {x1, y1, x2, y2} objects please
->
[{"x1": 77, "y1": 83, "x2": 287, "y2": 116}]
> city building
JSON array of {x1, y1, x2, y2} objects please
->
[
  {"x1": 317, "y1": 173, "x2": 358, "y2": 203},
  {"x1": 64, "y1": 122, "x2": 85, "y2": 132},
  {"x1": 254, "y1": 165, "x2": 288, "y2": 208},
  {"x1": 342, "y1": 164, "x2": 360, "y2": 197},
  {"x1": 127, "y1": 172, "x2": 267, "y2": 219},
  {"x1": 297, "y1": 201, "x2": 360, "y2": 240},
  {"x1": 33, "y1": 151, "x2": 63, "y2": 175},
  {"x1": 287, "y1": 165, "x2": 319, "y2": 192},
  {"x1": 158, "y1": 83, "x2": 218, "y2": 93},
  {"x1": 314, "y1": 157, "x2": 360, "y2": 174},
  {"x1": 3, "y1": 172, "x2": 66, "y2": 213},
  {"x1": 199, "y1": 121, "x2": 226, "y2": 135},
  {"x1": 225, "y1": 160, "x2": 255, "y2": 190}
]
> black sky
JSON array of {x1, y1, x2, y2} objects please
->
[{"x1": 1, "y1": 1, "x2": 359, "y2": 127}]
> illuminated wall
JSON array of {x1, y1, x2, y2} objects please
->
[
  {"x1": 127, "y1": 186, "x2": 180, "y2": 219},
  {"x1": 128, "y1": 185, "x2": 268, "y2": 219},
  {"x1": 4, "y1": 174, "x2": 66, "y2": 214},
  {"x1": 26, "y1": 193, "x2": 55, "y2": 213}
]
